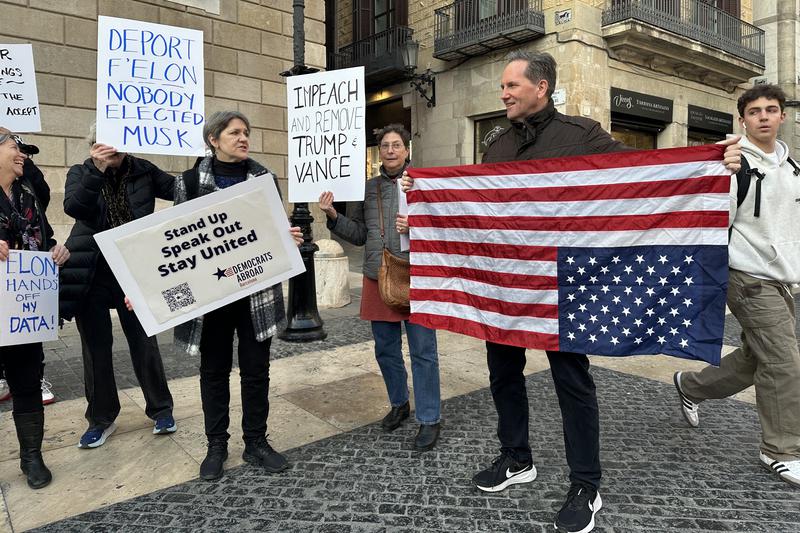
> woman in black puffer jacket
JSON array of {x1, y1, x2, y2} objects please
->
[{"x1": 60, "y1": 124, "x2": 176, "y2": 450}]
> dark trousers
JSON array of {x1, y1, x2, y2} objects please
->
[
  {"x1": 0, "y1": 343, "x2": 44, "y2": 415},
  {"x1": 75, "y1": 261, "x2": 173, "y2": 428},
  {"x1": 486, "y1": 341, "x2": 601, "y2": 489},
  {"x1": 199, "y1": 298, "x2": 271, "y2": 443}
]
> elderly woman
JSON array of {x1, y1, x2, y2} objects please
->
[
  {"x1": 0, "y1": 127, "x2": 69, "y2": 488},
  {"x1": 174, "y1": 111, "x2": 302, "y2": 481},
  {"x1": 319, "y1": 123, "x2": 441, "y2": 451},
  {"x1": 61, "y1": 125, "x2": 176, "y2": 449}
]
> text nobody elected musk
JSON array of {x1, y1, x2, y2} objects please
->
[
  {"x1": 102, "y1": 27, "x2": 202, "y2": 149},
  {"x1": 289, "y1": 78, "x2": 363, "y2": 184}
]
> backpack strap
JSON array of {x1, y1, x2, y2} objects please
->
[
  {"x1": 787, "y1": 156, "x2": 800, "y2": 176},
  {"x1": 735, "y1": 155, "x2": 751, "y2": 208}
]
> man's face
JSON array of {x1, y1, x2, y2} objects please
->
[
  {"x1": 500, "y1": 60, "x2": 548, "y2": 121},
  {"x1": 740, "y1": 96, "x2": 785, "y2": 147}
]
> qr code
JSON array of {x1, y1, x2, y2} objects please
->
[{"x1": 162, "y1": 283, "x2": 195, "y2": 312}]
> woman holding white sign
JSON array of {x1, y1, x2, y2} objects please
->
[
  {"x1": 0, "y1": 127, "x2": 70, "y2": 489},
  {"x1": 319, "y1": 124, "x2": 442, "y2": 452},
  {"x1": 173, "y1": 111, "x2": 303, "y2": 481}
]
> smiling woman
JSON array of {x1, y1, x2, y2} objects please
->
[{"x1": 0, "y1": 126, "x2": 69, "y2": 491}]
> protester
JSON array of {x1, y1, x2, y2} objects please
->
[
  {"x1": 402, "y1": 50, "x2": 742, "y2": 533},
  {"x1": 674, "y1": 84, "x2": 800, "y2": 488},
  {"x1": 319, "y1": 123, "x2": 441, "y2": 451},
  {"x1": 0, "y1": 126, "x2": 70, "y2": 489},
  {"x1": 173, "y1": 110, "x2": 303, "y2": 481},
  {"x1": 60, "y1": 124, "x2": 176, "y2": 449}
]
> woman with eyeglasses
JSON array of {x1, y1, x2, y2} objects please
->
[
  {"x1": 0, "y1": 127, "x2": 70, "y2": 489},
  {"x1": 318, "y1": 123, "x2": 441, "y2": 452}
]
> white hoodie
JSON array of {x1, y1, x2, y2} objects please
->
[{"x1": 728, "y1": 135, "x2": 800, "y2": 283}]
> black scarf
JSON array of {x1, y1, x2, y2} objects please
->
[
  {"x1": 0, "y1": 179, "x2": 44, "y2": 251},
  {"x1": 379, "y1": 160, "x2": 410, "y2": 181},
  {"x1": 101, "y1": 155, "x2": 134, "y2": 228},
  {"x1": 512, "y1": 99, "x2": 556, "y2": 149}
]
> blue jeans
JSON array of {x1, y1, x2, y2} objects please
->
[{"x1": 371, "y1": 321, "x2": 441, "y2": 425}]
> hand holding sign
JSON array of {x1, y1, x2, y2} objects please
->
[{"x1": 90, "y1": 143, "x2": 124, "y2": 173}]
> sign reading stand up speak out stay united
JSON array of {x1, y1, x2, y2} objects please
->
[{"x1": 95, "y1": 16, "x2": 205, "y2": 156}]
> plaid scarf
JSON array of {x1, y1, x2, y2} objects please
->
[
  {"x1": 101, "y1": 155, "x2": 134, "y2": 228},
  {"x1": 173, "y1": 156, "x2": 287, "y2": 356},
  {"x1": 0, "y1": 180, "x2": 44, "y2": 251}
]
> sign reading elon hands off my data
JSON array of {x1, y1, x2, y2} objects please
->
[
  {"x1": 95, "y1": 179, "x2": 305, "y2": 336},
  {"x1": 95, "y1": 16, "x2": 205, "y2": 156}
]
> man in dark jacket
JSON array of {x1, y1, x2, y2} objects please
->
[
  {"x1": 61, "y1": 126, "x2": 176, "y2": 449},
  {"x1": 404, "y1": 50, "x2": 742, "y2": 533}
]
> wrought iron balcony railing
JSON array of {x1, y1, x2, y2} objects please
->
[
  {"x1": 602, "y1": 0, "x2": 765, "y2": 66},
  {"x1": 434, "y1": 0, "x2": 545, "y2": 61},
  {"x1": 333, "y1": 26, "x2": 414, "y2": 87}
]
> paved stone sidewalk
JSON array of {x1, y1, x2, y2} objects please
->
[{"x1": 31, "y1": 367, "x2": 800, "y2": 533}]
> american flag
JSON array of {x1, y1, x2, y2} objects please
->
[{"x1": 406, "y1": 145, "x2": 730, "y2": 365}]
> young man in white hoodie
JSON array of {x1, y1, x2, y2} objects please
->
[{"x1": 674, "y1": 84, "x2": 800, "y2": 488}]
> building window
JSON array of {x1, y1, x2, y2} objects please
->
[
  {"x1": 610, "y1": 124, "x2": 656, "y2": 150},
  {"x1": 374, "y1": 0, "x2": 395, "y2": 33},
  {"x1": 474, "y1": 115, "x2": 510, "y2": 163}
]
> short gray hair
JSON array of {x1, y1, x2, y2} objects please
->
[
  {"x1": 505, "y1": 50, "x2": 557, "y2": 99},
  {"x1": 86, "y1": 122, "x2": 97, "y2": 145},
  {"x1": 204, "y1": 111, "x2": 250, "y2": 152}
]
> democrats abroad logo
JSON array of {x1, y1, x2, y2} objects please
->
[{"x1": 213, "y1": 251, "x2": 275, "y2": 288}]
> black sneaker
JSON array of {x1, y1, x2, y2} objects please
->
[
  {"x1": 199, "y1": 440, "x2": 228, "y2": 481},
  {"x1": 472, "y1": 454, "x2": 537, "y2": 492},
  {"x1": 555, "y1": 483, "x2": 603, "y2": 533},
  {"x1": 243, "y1": 436, "x2": 289, "y2": 473}
]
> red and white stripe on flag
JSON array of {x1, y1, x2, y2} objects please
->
[{"x1": 405, "y1": 145, "x2": 731, "y2": 350}]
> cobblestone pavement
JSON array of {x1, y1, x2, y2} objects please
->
[{"x1": 31, "y1": 367, "x2": 800, "y2": 533}]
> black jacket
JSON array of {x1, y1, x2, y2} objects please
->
[
  {"x1": 59, "y1": 155, "x2": 175, "y2": 320},
  {"x1": 0, "y1": 174, "x2": 55, "y2": 251},
  {"x1": 482, "y1": 101, "x2": 628, "y2": 163}
]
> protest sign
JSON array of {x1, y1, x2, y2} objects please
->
[
  {"x1": 95, "y1": 16, "x2": 205, "y2": 156},
  {"x1": 286, "y1": 66, "x2": 365, "y2": 202},
  {"x1": 95, "y1": 177, "x2": 305, "y2": 336},
  {"x1": 0, "y1": 44, "x2": 41, "y2": 132},
  {"x1": 0, "y1": 251, "x2": 58, "y2": 346}
]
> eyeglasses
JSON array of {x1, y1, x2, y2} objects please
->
[
  {"x1": 0, "y1": 133, "x2": 9, "y2": 145},
  {"x1": 379, "y1": 142, "x2": 405, "y2": 151}
]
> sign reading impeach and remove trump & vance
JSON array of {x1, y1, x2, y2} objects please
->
[
  {"x1": 94, "y1": 178, "x2": 305, "y2": 336},
  {"x1": 1, "y1": 251, "x2": 59, "y2": 346},
  {"x1": 95, "y1": 16, "x2": 205, "y2": 156}
]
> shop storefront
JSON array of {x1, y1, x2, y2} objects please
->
[
  {"x1": 687, "y1": 105, "x2": 734, "y2": 146},
  {"x1": 610, "y1": 87, "x2": 673, "y2": 149}
]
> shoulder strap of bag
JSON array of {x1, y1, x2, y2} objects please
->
[
  {"x1": 736, "y1": 155, "x2": 751, "y2": 208},
  {"x1": 376, "y1": 178, "x2": 386, "y2": 244}
]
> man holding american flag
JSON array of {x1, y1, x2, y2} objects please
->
[{"x1": 402, "y1": 50, "x2": 742, "y2": 533}]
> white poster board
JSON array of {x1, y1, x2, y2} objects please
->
[
  {"x1": 95, "y1": 178, "x2": 305, "y2": 336},
  {"x1": 95, "y1": 16, "x2": 205, "y2": 156},
  {"x1": 286, "y1": 66, "x2": 365, "y2": 202},
  {"x1": 0, "y1": 44, "x2": 41, "y2": 132},
  {"x1": 0, "y1": 251, "x2": 59, "y2": 346}
]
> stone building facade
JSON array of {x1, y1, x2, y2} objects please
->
[
  {"x1": 331, "y1": 0, "x2": 763, "y2": 173},
  {"x1": 1, "y1": 0, "x2": 326, "y2": 243}
]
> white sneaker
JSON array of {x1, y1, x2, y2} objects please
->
[
  {"x1": 0, "y1": 379, "x2": 10, "y2": 401},
  {"x1": 41, "y1": 379, "x2": 55, "y2": 405},
  {"x1": 760, "y1": 452, "x2": 800, "y2": 488},
  {"x1": 673, "y1": 372, "x2": 699, "y2": 427}
]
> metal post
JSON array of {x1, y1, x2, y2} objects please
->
[{"x1": 278, "y1": 0, "x2": 326, "y2": 342}]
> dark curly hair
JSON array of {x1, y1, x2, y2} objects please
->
[
  {"x1": 374, "y1": 123, "x2": 410, "y2": 148},
  {"x1": 737, "y1": 84, "x2": 786, "y2": 117}
]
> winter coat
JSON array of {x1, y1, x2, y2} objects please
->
[
  {"x1": 482, "y1": 101, "x2": 627, "y2": 163},
  {"x1": 729, "y1": 136, "x2": 800, "y2": 283},
  {"x1": 172, "y1": 156, "x2": 286, "y2": 356},
  {"x1": 327, "y1": 165, "x2": 408, "y2": 280},
  {"x1": 59, "y1": 156, "x2": 175, "y2": 320}
]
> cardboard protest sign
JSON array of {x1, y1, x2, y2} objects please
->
[
  {"x1": 95, "y1": 178, "x2": 305, "y2": 336},
  {"x1": 0, "y1": 251, "x2": 58, "y2": 346},
  {"x1": 286, "y1": 66, "x2": 365, "y2": 202},
  {"x1": 95, "y1": 16, "x2": 205, "y2": 156},
  {"x1": 0, "y1": 44, "x2": 41, "y2": 132}
]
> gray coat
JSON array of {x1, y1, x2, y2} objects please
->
[{"x1": 327, "y1": 172, "x2": 408, "y2": 280}]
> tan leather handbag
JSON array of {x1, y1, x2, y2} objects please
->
[{"x1": 376, "y1": 178, "x2": 411, "y2": 314}]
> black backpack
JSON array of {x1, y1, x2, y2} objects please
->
[{"x1": 735, "y1": 154, "x2": 800, "y2": 217}]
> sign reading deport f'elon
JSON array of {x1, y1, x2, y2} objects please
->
[
  {"x1": 95, "y1": 16, "x2": 205, "y2": 156},
  {"x1": 286, "y1": 67, "x2": 366, "y2": 202}
]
